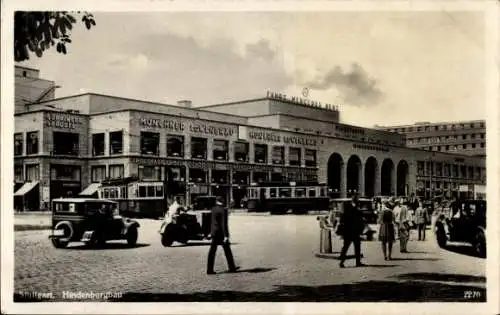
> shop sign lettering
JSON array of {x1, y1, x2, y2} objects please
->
[
  {"x1": 249, "y1": 131, "x2": 319, "y2": 146},
  {"x1": 139, "y1": 117, "x2": 235, "y2": 138},
  {"x1": 44, "y1": 113, "x2": 84, "y2": 129}
]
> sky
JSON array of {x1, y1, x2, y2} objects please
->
[{"x1": 18, "y1": 10, "x2": 487, "y2": 128}]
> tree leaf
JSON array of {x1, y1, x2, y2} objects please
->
[
  {"x1": 56, "y1": 42, "x2": 62, "y2": 53},
  {"x1": 35, "y1": 49, "x2": 43, "y2": 57},
  {"x1": 85, "y1": 20, "x2": 91, "y2": 30},
  {"x1": 67, "y1": 14, "x2": 76, "y2": 23},
  {"x1": 61, "y1": 44, "x2": 67, "y2": 54},
  {"x1": 90, "y1": 19, "x2": 96, "y2": 26}
]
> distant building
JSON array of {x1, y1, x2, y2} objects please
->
[
  {"x1": 15, "y1": 65, "x2": 57, "y2": 114},
  {"x1": 376, "y1": 120, "x2": 486, "y2": 157}
]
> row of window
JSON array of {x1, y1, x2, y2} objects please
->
[
  {"x1": 390, "y1": 122, "x2": 485, "y2": 133},
  {"x1": 417, "y1": 162, "x2": 485, "y2": 181},
  {"x1": 90, "y1": 164, "x2": 315, "y2": 184},
  {"x1": 416, "y1": 180, "x2": 463, "y2": 190},
  {"x1": 421, "y1": 143, "x2": 486, "y2": 152},
  {"x1": 14, "y1": 164, "x2": 82, "y2": 182},
  {"x1": 408, "y1": 133, "x2": 486, "y2": 145},
  {"x1": 247, "y1": 186, "x2": 328, "y2": 199}
]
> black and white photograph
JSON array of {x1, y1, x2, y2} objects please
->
[{"x1": 1, "y1": 1, "x2": 499, "y2": 314}]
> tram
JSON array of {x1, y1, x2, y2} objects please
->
[
  {"x1": 246, "y1": 181, "x2": 330, "y2": 215},
  {"x1": 97, "y1": 176, "x2": 166, "y2": 219}
]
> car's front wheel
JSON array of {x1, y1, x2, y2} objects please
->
[
  {"x1": 161, "y1": 232, "x2": 174, "y2": 247},
  {"x1": 126, "y1": 227, "x2": 138, "y2": 246},
  {"x1": 436, "y1": 225, "x2": 447, "y2": 248},
  {"x1": 474, "y1": 230, "x2": 486, "y2": 258},
  {"x1": 51, "y1": 238, "x2": 69, "y2": 248}
]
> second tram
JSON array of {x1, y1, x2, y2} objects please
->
[{"x1": 246, "y1": 181, "x2": 329, "y2": 214}]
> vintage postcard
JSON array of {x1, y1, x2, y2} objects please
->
[{"x1": 1, "y1": 0, "x2": 499, "y2": 314}]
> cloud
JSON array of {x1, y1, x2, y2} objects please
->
[
  {"x1": 245, "y1": 39, "x2": 276, "y2": 63},
  {"x1": 306, "y1": 63, "x2": 383, "y2": 107}
]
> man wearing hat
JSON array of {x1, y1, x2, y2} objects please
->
[
  {"x1": 207, "y1": 196, "x2": 239, "y2": 274},
  {"x1": 338, "y1": 194, "x2": 366, "y2": 268},
  {"x1": 393, "y1": 198, "x2": 410, "y2": 253}
]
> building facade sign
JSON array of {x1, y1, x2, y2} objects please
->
[
  {"x1": 130, "y1": 157, "x2": 318, "y2": 174},
  {"x1": 44, "y1": 112, "x2": 84, "y2": 129},
  {"x1": 249, "y1": 130, "x2": 320, "y2": 146},
  {"x1": 139, "y1": 117, "x2": 235, "y2": 137},
  {"x1": 353, "y1": 143, "x2": 390, "y2": 152}
]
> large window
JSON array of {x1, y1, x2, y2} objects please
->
[
  {"x1": 254, "y1": 144, "x2": 267, "y2": 164},
  {"x1": 191, "y1": 137, "x2": 207, "y2": 159},
  {"x1": 167, "y1": 135, "x2": 184, "y2": 157},
  {"x1": 92, "y1": 133, "x2": 105, "y2": 156},
  {"x1": 271, "y1": 146, "x2": 285, "y2": 165},
  {"x1": 141, "y1": 131, "x2": 160, "y2": 156},
  {"x1": 110, "y1": 131, "x2": 123, "y2": 154},
  {"x1": 212, "y1": 170, "x2": 228, "y2": 184},
  {"x1": 305, "y1": 149, "x2": 317, "y2": 167},
  {"x1": 234, "y1": 141, "x2": 249, "y2": 162},
  {"x1": 468, "y1": 166, "x2": 474, "y2": 180},
  {"x1": 452, "y1": 165, "x2": 458, "y2": 177},
  {"x1": 53, "y1": 132, "x2": 79, "y2": 155},
  {"x1": 460, "y1": 165, "x2": 467, "y2": 178},
  {"x1": 139, "y1": 165, "x2": 161, "y2": 181},
  {"x1": 26, "y1": 131, "x2": 39, "y2": 155},
  {"x1": 289, "y1": 147, "x2": 301, "y2": 166},
  {"x1": 137, "y1": 183, "x2": 164, "y2": 198},
  {"x1": 417, "y1": 161, "x2": 425, "y2": 175},
  {"x1": 15, "y1": 165, "x2": 23, "y2": 182},
  {"x1": 109, "y1": 164, "x2": 124, "y2": 179},
  {"x1": 91, "y1": 166, "x2": 106, "y2": 182},
  {"x1": 50, "y1": 165, "x2": 81, "y2": 181},
  {"x1": 213, "y1": 139, "x2": 229, "y2": 161},
  {"x1": 14, "y1": 133, "x2": 23, "y2": 156},
  {"x1": 189, "y1": 169, "x2": 207, "y2": 183},
  {"x1": 26, "y1": 164, "x2": 39, "y2": 181}
]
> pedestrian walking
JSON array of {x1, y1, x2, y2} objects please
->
[
  {"x1": 394, "y1": 199, "x2": 410, "y2": 253},
  {"x1": 378, "y1": 201, "x2": 395, "y2": 260},
  {"x1": 415, "y1": 200, "x2": 429, "y2": 241},
  {"x1": 338, "y1": 194, "x2": 366, "y2": 268},
  {"x1": 207, "y1": 196, "x2": 239, "y2": 275}
]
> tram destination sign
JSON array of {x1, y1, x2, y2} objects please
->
[{"x1": 139, "y1": 117, "x2": 235, "y2": 137}]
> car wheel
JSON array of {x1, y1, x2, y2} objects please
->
[
  {"x1": 51, "y1": 238, "x2": 69, "y2": 249},
  {"x1": 475, "y1": 230, "x2": 486, "y2": 258},
  {"x1": 161, "y1": 232, "x2": 174, "y2": 247},
  {"x1": 436, "y1": 226, "x2": 447, "y2": 248},
  {"x1": 126, "y1": 227, "x2": 138, "y2": 246}
]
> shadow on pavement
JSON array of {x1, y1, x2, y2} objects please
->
[
  {"x1": 395, "y1": 273, "x2": 486, "y2": 284},
  {"x1": 169, "y1": 242, "x2": 240, "y2": 247},
  {"x1": 441, "y1": 244, "x2": 485, "y2": 259},
  {"x1": 68, "y1": 243, "x2": 150, "y2": 250},
  {"x1": 219, "y1": 267, "x2": 277, "y2": 274},
  {"x1": 388, "y1": 258, "x2": 440, "y2": 261},
  {"x1": 104, "y1": 279, "x2": 486, "y2": 302}
]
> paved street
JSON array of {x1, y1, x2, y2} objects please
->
[{"x1": 14, "y1": 213, "x2": 486, "y2": 302}]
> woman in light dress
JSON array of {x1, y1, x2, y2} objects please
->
[{"x1": 378, "y1": 201, "x2": 396, "y2": 260}]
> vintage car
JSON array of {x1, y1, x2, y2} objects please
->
[
  {"x1": 49, "y1": 198, "x2": 140, "y2": 249},
  {"x1": 434, "y1": 199, "x2": 486, "y2": 257},
  {"x1": 328, "y1": 198, "x2": 377, "y2": 240},
  {"x1": 159, "y1": 197, "x2": 213, "y2": 247}
]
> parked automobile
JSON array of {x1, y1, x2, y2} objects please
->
[
  {"x1": 434, "y1": 199, "x2": 486, "y2": 257},
  {"x1": 49, "y1": 198, "x2": 140, "y2": 248},
  {"x1": 159, "y1": 197, "x2": 213, "y2": 247}
]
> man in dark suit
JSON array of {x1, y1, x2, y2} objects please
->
[
  {"x1": 338, "y1": 194, "x2": 366, "y2": 268},
  {"x1": 207, "y1": 196, "x2": 239, "y2": 275}
]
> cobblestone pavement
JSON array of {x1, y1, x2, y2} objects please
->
[{"x1": 14, "y1": 214, "x2": 486, "y2": 302}]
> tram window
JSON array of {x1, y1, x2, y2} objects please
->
[
  {"x1": 295, "y1": 188, "x2": 306, "y2": 198},
  {"x1": 103, "y1": 189, "x2": 110, "y2": 199},
  {"x1": 109, "y1": 188, "x2": 117, "y2": 199},
  {"x1": 138, "y1": 186, "x2": 147, "y2": 198},
  {"x1": 147, "y1": 186, "x2": 155, "y2": 197},
  {"x1": 269, "y1": 188, "x2": 277, "y2": 198},
  {"x1": 120, "y1": 187, "x2": 127, "y2": 199},
  {"x1": 279, "y1": 188, "x2": 292, "y2": 198},
  {"x1": 155, "y1": 185, "x2": 164, "y2": 197},
  {"x1": 308, "y1": 188, "x2": 316, "y2": 197},
  {"x1": 320, "y1": 187, "x2": 326, "y2": 197}
]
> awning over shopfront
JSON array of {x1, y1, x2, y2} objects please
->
[
  {"x1": 14, "y1": 181, "x2": 39, "y2": 197},
  {"x1": 79, "y1": 183, "x2": 101, "y2": 196}
]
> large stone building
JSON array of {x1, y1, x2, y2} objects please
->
[
  {"x1": 376, "y1": 120, "x2": 486, "y2": 157},
  {"x1": 15, "y1": 65, "x2": 56, "y2": 114},
  {"x1": 13, "y1": 67, "x2": 486, "y2": 211}
]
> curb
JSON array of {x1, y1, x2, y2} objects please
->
[
  {"x1": 15, "y1": 225, "x2": 51, "y2": 232},
  {"x1": 315, "y1": 252, "x2": 365, "y2": 259}
]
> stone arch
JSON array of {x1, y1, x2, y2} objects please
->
[
  {"x1": 346, "y1": 155, "x2": 362, "y2": 196},
  {"x1": 327, "y1": 153, "x2": 343, "y2": 197},
  {"x1": 364, "y1": 156, "x2": 378, "y2": 198},
  {"x1": 396, "y1": 160, "x2": 409, "y2": 196},
  {"x1": 381, "y1": 158, "x2": 395, "y2": 196}
]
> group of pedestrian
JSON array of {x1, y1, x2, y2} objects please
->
[{"x1": 376, "y1": 196, "x2": 430, "y2": 260}]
